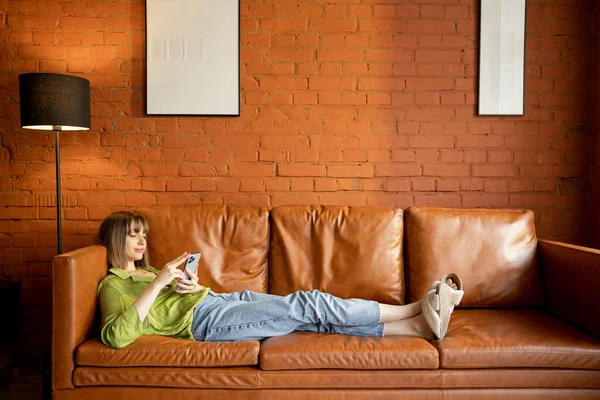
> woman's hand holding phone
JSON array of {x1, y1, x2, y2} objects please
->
[
  {"x1": 174, "y1": 267, "x2": 204, "y2": 294},
  {"x1": 175, "y1": 252, "x2": 204, "y2": 294},
  {"x1": 152, "y1": 253, "x2": 189, "y2": 289}
]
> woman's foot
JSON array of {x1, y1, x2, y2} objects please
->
[
  {"x1": 378, "y1": 276, "x2": 461, "y2": 324},
  {"x1": 410, "y1": 279, "x2": 457, "y2": 340},
  {"x1": 421, "y1": 276, "x2": 464, "y2": 340},
  {"x1": 381, "y1": 277, "x2": 461, "y2": 339},
  {"x1": 446, "y1": 277, "x2": 458, "y2": 290},
  {"x1": 414, "y1": 313, "x2": 435, "y2": 340},
  {"x1": 429, "y1": 274, "x2": 461, "y2": 292}
]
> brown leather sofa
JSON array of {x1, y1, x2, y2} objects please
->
[{"x1": 52, "y1": 205, "x2": 600, "y2": 399}]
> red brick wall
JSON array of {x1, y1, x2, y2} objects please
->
[{"x1": 0, "y1": 0, "x2": 596, "y2": 371}]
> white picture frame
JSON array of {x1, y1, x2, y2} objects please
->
[
  {"x1": 478, "y1": 0, "x2": 526, "y2": 116},
  {"x1": 146, "y1": 0, "x2": 240, "y2": 116}
]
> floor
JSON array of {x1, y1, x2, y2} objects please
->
[{"x1": 0, "y1": 374, "x2": 44, "y2": 400}]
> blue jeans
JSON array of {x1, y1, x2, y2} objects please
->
[{"x1": 191, "y1": 290, "x2": 384, "y2": 341}]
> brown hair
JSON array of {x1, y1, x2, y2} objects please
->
[{"x1": 96, "y1": 211, "x2": 150, "y2": 269}]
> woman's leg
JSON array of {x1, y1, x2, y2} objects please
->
[
  {"x1": 381, "y1": 314, "x2": 434, "y2": 340},
  {"x1": 193, "y1": 288, "x2": 449, "y2": 341},
  {"x1": 193, "y1": 289, "x2": 383, "y2": 341},
  {"x1": 300, "y1": 314, "x2": 433, "y2": 339},
  {"x1": 216, "y1": 275, "x2": 460, "y2": 324},
  {"x1": 223, "y1": 290, "x2": 425, "y2": 324},
  {"x1": 378, "y1": 301, "x2": 422, "y2": 323},
  {"x1": 216, "y1": 290, "x2": 282, "y2": 303}
]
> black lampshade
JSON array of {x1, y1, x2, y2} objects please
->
[{"x1": 19, "y1": 73, "x2": 91, "y2": 131}]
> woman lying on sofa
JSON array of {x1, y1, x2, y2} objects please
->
[{"x1": 96, "y1": 211, "x2": 465, "y2": 349}]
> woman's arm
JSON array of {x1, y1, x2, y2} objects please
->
[
  {"x1": 134, "y1": 252, "x2": 189, "y2": 322},
  {"x1": 100, "y1": 285, "x2": 146, "y2": 348},
  {"x1": 132, "y1": 280, "x2": 164, "y2": 322}
]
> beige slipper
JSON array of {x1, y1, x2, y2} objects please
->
[{"x1": 422, "y1": 281, "x2": 464, "y2": 340}]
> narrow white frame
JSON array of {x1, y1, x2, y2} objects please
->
[
  {"x1": 146, "y1": 0, "x2": 240, "y2": 116},
  {"x1": 478, "y1": 0, "x2": 526, "y2": 116}
]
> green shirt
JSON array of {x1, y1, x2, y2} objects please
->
[{"x1": 98, "y1": 266, "x2": 210, "y2": 349}]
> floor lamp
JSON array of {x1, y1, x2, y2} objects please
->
[{"x1": 19, "y1": 73, "x2": 91, "y2": 255}]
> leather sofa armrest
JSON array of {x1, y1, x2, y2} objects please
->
[
  {"x1": 538, "y1": 239, "x2": 600, "y2": 340},
  {"x1": 52, "y1": 245, "x2": 108, "y2": 390}
]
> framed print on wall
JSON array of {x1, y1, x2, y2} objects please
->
[
  {"x1": 478, "y1": 0, "x2": 526, "y2": 116},
  {"x1": 146, "y1": 0, "x2": 240, "y2": 116}
]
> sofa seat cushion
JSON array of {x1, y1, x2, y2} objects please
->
[
  {"x1": 259, "y1": 332, "x2": 439, "y2": 370},
  {"x1": 76, "y1": 336, "x2": 260, "y2": 367},
  {"x1": 435, "y1": 310, "x2": 600, "y2": 369}
]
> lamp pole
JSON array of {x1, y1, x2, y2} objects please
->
[{"x1": 54, "y1": 126, "x2": 62, "y2": 254}]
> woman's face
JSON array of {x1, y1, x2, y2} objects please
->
[{"x1": 125, "y1": 221, "x2": 147, "y2": 263}]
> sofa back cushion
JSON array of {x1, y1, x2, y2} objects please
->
[
  {"x1": 137, "y1": 204, "x2": 269, "y2": 294},
  {"x1": 269, "y1": 205, "x2": 404, "y2": 305},
  {"x1": 404, "y1": 207, "x2": 543, "y2": 307}
]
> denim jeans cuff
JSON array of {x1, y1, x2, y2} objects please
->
[{"x1": 373, "y1": 300, "x2": 381, "y2": 325}]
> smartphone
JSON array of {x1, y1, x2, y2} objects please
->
[
  {"x1": 177, "y1": 252, "x2": 201, "y2": 290},
  {"x1": 183, "y1": 252, "x2": 201, "y2": 279}
]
